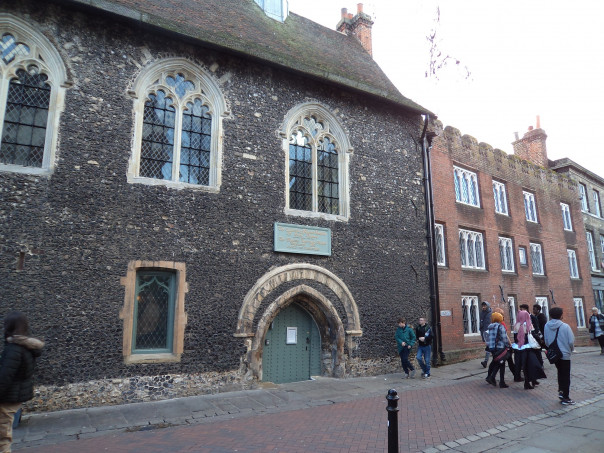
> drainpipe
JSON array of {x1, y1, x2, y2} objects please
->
[{"x1": 420, "y1": 114, "x2": 444, "y2": 364}]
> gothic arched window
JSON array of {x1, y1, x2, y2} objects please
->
[
  {"x1": 281, "y1": 104, "x2": 351, "y2": 220},
  {"x1": 129, "y1": 59, "x2": 227, "y2": 191},
  {"x1": 0, "y1": 15, "x2": 68, "y2": 175}
]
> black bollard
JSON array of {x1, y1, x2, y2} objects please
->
[{"x1": 386, "y1": 389, "x2": 399, "y2": 453}]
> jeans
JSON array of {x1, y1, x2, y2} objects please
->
[
  {"x1": 482, "y1": 331, "x2": 490, "y2": 361},
  {"x1": 416, "y1": 345, "x2": 431, "y2": 375},
  {"x1": 555, "y1": 359, "x2": 571, "y2": 399},
  {"x1": 399, "y1": 347, "x2": 415, "y2": 374}
]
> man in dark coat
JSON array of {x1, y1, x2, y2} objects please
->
[{"x1": 479, "y1": 301, "x2": 492, "y2": 368}]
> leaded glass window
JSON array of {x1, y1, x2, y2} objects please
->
[
  {"x1": 130, "y1": 60, "x2": 226, "y2": 190},
  {"x1": 435, "y1": 223, "x2": 445, "y2": 266},
  {"x1": 0, "y1": 24, "x2": 66, "y2": 174},
  {"x1": 523, "y1": 191, "x2": 538, "y2": 223},
  {"x1": 561, "y1": 203, "x2": 572, "y2": 231},
  {"x1": 287, "y1": 115, "x2": 341, "y2": 215},
  {"x1": 462, "y1": 295, "x2": 480, "y2": 335},
  {"x1": 530, "y1": 242, "x2": 544, "y2": 275},
  {"x1": 133, "y1": 270, "x2": 176, "y2": 353},
  {"x1": 507, "y1": 296, "x2": 517, "y2": 326},
  {"x1": 459, "y1": 229, "x2": 485, "y2": 270},
  {"x1": 289, "y1": 131, "x2": 312, "y2": 211},
  {"x1": 587, "y1": 231, "x2": 597, "y2": 270},
  {"x1": 499, "y1": 236, "x2": 514, "y2": 272},
  {"x1": 579, "y1": 183, "x2": 589, "y2": 212},
  {"x1": 493, "y1": 180, "x2": 508, "y2": 215},
  {"x1": 574, "y1": 298, "x2": 586, "y2": 328},
  {"x1": 567, "y1": 249, "x2": 579, "y2": 278},
  {"x1": 138, "y1": 73, "x2": 212, "y2": 185},
  {"x1": 454, "y1": 166, "x2": 480, "y2": 207}
]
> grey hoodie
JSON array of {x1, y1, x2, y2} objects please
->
[{"x1": 544, "y1": 319, "x2": 574, "y2": 360}]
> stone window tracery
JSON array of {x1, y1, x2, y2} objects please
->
[
  {"x1": 282, "y1": 103, "x2": 351, "y2": 221},
  {"x1": 0, "y1": 16, "x2": 68, "y2": 175},
  {"x1": 129, "y1": 59, "x2": 227, "y2": 191}
]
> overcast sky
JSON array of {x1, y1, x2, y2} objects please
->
[{"x1": 288, "y1": 0, "x2": 604, "y2": 176}]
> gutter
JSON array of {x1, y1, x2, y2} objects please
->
[{"x1": 420, "y1": 115, "x2": 444, "y2": 364}]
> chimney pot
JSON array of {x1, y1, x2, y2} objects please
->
[
  {"x1": 528, "y1": 126, "x2": 533, "y2": 131},
  {"x1": 341, "y1": 8, "x2": 347, "y2": 18},
  {"x1": 536, "y1": 115, "x2": 541, "y2": 129},
  {"x1": 357, "y1": 3, "x2": 363, "y2": 13}
]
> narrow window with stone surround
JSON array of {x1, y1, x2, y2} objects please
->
[
  {"x1": 120, "y1": 261, "x2": 188, "y2": 364},
  {"x1": 0, "y1": 15, "x2": 68, "y2": 175},
  {"x1": 281, "y1": 103, "x2": 351, "y2": 221},
  {"x1": 128, "y1": 59, "x2": 227, "y2": 191},
  {"x1": 567, "y1": 249, "x2": 579, "y2": 279},
  {"x1": 560, "y1": 203, "x2": 573, "y2": 231},
  {"x1": 523, "y1": 191, "x2": 538, "y2": 223},
  {"x1": 574, "y1": 298, "x2": 586, "y2": 328},
  {"x1": 586, "y1": 231, "x2": 597, "y2": 270},
  {"x1": 499, "y1": 236, "x2": 514, "y2": 273},
  {"x1": 435, "y1": 223, "x2": 446, "y2": 266},
  {"x1": 492, "y1": 180, "x2": 508, "y2": 215},
  {"x1": 530, "y1": 242, "x2": 544, "y2": 275}
]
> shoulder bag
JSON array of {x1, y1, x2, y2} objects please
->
[{"x1": 545, "y1": 327, "x2": 562, "y2": 364}]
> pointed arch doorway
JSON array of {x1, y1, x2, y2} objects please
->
[{"x1": 262, "y1": 302, "x2": 321, "y2": 384}]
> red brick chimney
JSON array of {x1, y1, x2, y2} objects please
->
[
  {"x1": 337, "y1": 3, "x2": 374, "y2": 56},
  {"x1": 512, "y1": 116, "x2": 548, "y2": 167}
]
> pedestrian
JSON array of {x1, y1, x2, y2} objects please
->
[
  {"x1": 479, "y1": 301, "x2": 492, "y2": 368},
  {"x1": 532, "y1": 304, "x2": 547, "y2": 334},
  {"x1": 395, "y1": 317, "x2": 416, "y2": 379},
  {"x1": 0, "y1": 312, "x2": 44, "y2": 452},
  {"x1": 415, "y1": 317, "x2": 432, "y2": 378},
  {"x1": 544, "y1": 307, "x2": 575, "y2": 405},
  {"x1": 493, "y1": 308, "x2": 516, "y2": 378},
  {"x1": 512, "y1": 310, "x2": 545, "y2": 389},
  {"x1": 485, "y1": 312, "x2": 510, "y2": 388},
  {"x1": 588, "y1": 307, "x2": 604, "y2": 354}
]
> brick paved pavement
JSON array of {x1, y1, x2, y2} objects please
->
[{"x1": 16, "y1": 349, "x2": 604, "y2": 452}]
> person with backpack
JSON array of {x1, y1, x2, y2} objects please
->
[
  {"x1": 415, "y1": 317, "x2": 432, "y2": 378},
  {"x1": 544, "y1": 307, "x2": 575, "y2": 405},
  {"x1": 395, "y1": 317, "x2": 416, "y2": 379}
]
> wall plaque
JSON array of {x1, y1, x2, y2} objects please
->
[{"x1": 274, "y1": 223, "x2": 331, "y2": 256}]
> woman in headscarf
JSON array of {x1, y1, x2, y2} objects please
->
[
  {"x1": 513, "y1": 309, "x2": 545, "y2": 389},
  {"x1": 485, "y1": 312, "x2": 510, "y2": 388}
]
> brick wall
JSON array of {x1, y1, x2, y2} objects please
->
[{"x1": 430, "y1": 120, "x2": 595, "y2": 358}]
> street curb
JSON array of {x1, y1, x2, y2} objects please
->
[{"x1": 423, "y1": 393, "x2": 604, "y2": 452}]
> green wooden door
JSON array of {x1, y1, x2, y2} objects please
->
[{"x1": 263, "y1": 303, "x2": 321, "y2": 384}]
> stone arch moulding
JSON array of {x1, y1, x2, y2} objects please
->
[{"x1": 234, "y1": 263, "x2": 362, "y2": 380}]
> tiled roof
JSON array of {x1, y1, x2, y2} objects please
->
[{"x1": 62, "y1": 0, "x2": 431, "y2": 115}]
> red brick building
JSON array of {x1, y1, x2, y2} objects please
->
[{"x1": 430, "y1": 120, "x2": 594, "y2": 362}]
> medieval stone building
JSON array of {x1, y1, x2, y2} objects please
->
[
  {"x1": 0, "y1": 0, "x2": 433, "y2": 411},
  {"x1": 430, "y1": 119, "x2": 595, "y2": 362}
]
